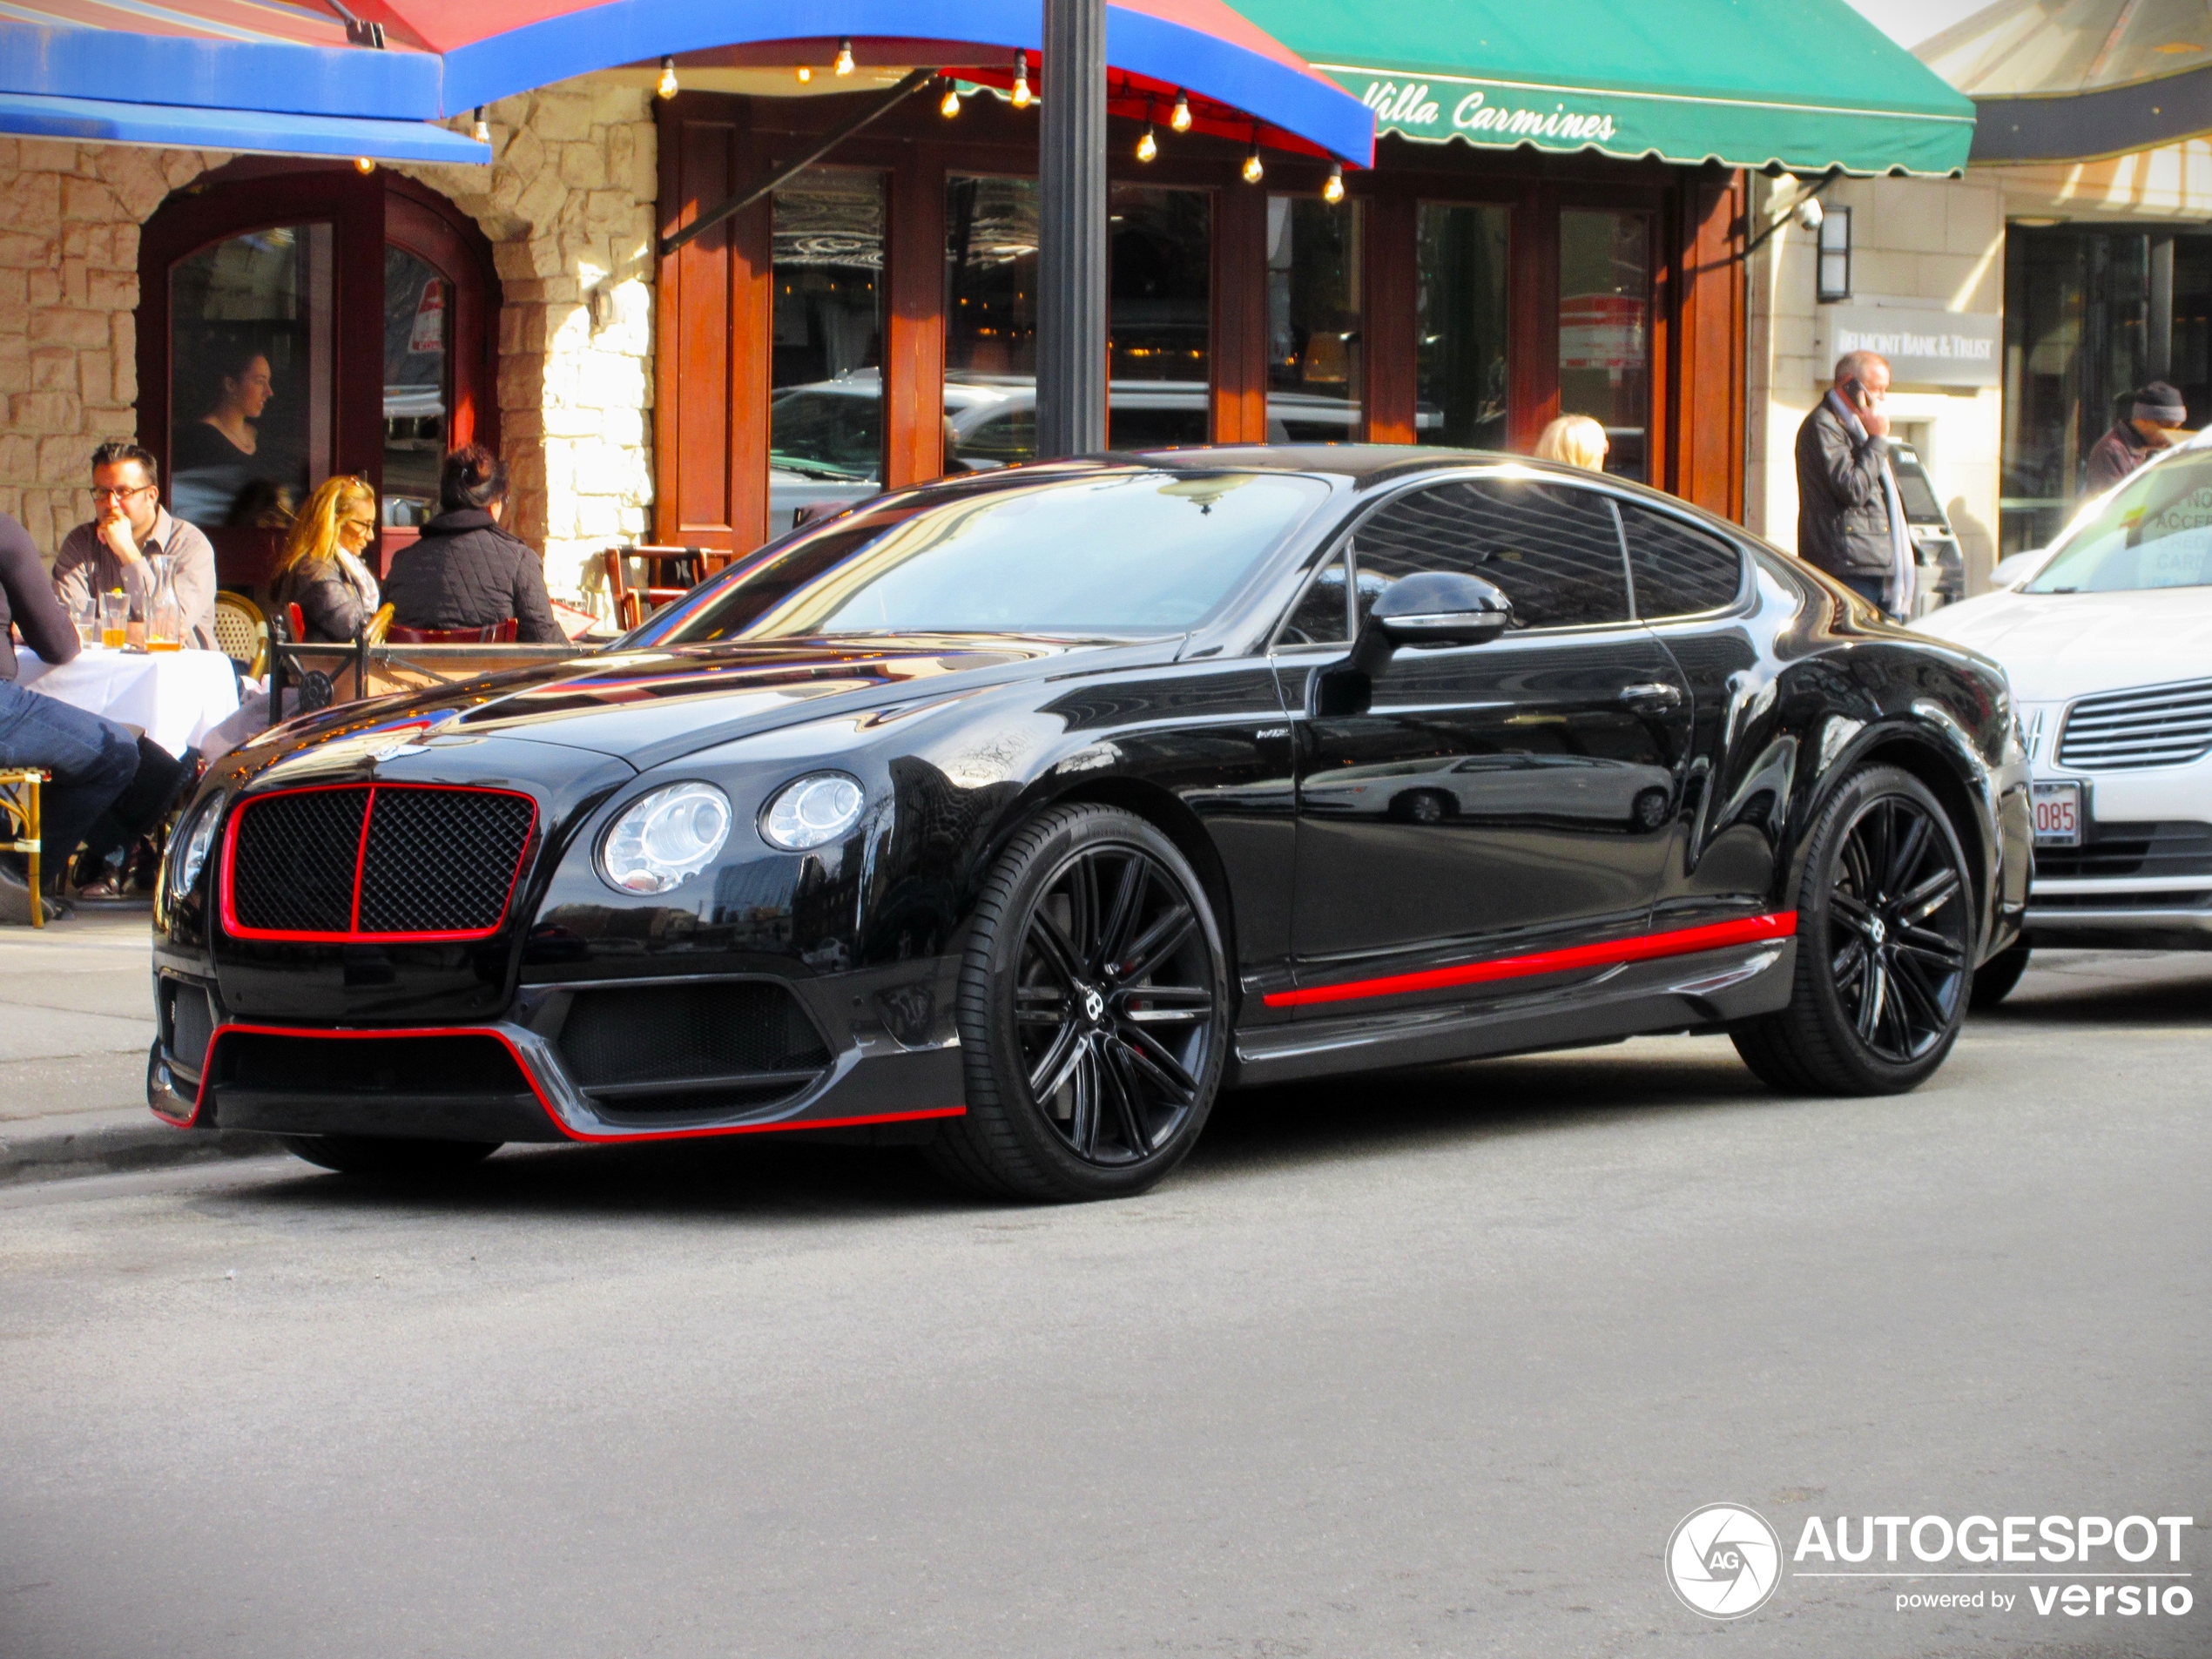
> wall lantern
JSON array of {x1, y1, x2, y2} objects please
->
[{"x1": 1817, "y1": 206, "x2": 1852, "y2": 303}]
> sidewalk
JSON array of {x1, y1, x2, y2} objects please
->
[{"x1": 0, "y1": 907, "x2": 280, "y2": 1183}]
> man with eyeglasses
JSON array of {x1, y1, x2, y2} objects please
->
[{"x1": 51, "y1": 442, "x2": 218, "y2": 651}]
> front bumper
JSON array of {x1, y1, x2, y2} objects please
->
[{"x1": 149, "y1": 957, "x2": 969, "y2": 1145}]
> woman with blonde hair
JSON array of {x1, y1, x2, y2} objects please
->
[
  {"x1": 272, "y1": 475, "x2": 381, "y2": 641},
  {"x1": 1534, "y1": 415, "x2": 1609, "y2": 472}
]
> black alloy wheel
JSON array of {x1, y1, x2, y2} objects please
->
[
  {"x1": 930, "y1": 805, "x2": 1229, "y2": 1202},
  {"x1": 1732, "y1": 765, "x2": 1973, "y2": 1095}
]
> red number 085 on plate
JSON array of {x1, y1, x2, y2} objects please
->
[{"x1": 2032, "y1": 780, "x2": 2082, "y2": 847}]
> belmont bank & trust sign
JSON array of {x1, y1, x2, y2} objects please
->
[{"x1": 1816, "y1": 303, "x2": 2001, "y2": 389}]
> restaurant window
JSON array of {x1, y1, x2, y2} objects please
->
[
  {"x1": 383, "y1": 247, "x2": 445, "y2": 528},
  {"x1": 770, "y1": 169, "x2": 886, "y2": 531},
  {"x1": 167, "y1": 225, "x2": 333, "y2": 529},
  {"x1": 945, "y1": 177, "x2": 1211, "y2": 467},
  {"x1": 1415, "y1": 203, "x2": 1509, "y2": 449},
  {"x1": 1557, "y1": 207, "x2": 1652, "y2": 482},
  {"x1": 1267, "y1": 195, "x2": 1362, "y2": 442}
]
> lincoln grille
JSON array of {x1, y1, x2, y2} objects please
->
[
  {"x1": 226, "y1": 785, "x2": 536, "y2": 941},
  {"x1": 2057, "y1": 679, "x2": 2212, "y2": 771}
]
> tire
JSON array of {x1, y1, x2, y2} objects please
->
[
  {"x1": 1969, "y1": 941, "x2": 2031, "y2": 1010},
  {"x1": 1393, "y1": 790, "x2": 1450, "y2": 825},
  {"x1": 1629, "y1": 786, "x2": 1670, "y2": 832},
  {"x1": 1730, "y1": 765, "x2": 1974, "y2": 1095},
  {"x1": 926, "y1": 804, "x2": 1231, "y2": 1203},
  {"x1": 279, "y1": 1136, "x2": 502, "y2": 1177}
]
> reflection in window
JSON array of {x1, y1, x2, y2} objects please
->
[
  {"x1": 1267, "y1": 196, "x2": 1361, "y2": 442},
  {"x1": 168, "y1": 225, "x2": 332, "y2": 528},
  {"x1": 944, "y1": 178, "x2": 1211, "y2": 468},
  {"x1": 383, "y1": 246, "x2": 446, "y2": 528},
  {"x1": 1558, "y1": 208, "x2": 1651, "y2": 482},
  {"x1": 1416, "y1": 204, "x2": 1509, "y2": 449},
  {"x1": 769, "y1": 169, "x2": 885, "y2": 533}
]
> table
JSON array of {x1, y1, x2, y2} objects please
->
[{"x1": 15, "y1": 646, "x2": 240, "y2": 759}]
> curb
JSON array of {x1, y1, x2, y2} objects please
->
[{"x1": 0, "y1": 1109, "x2": 287, "y2": 1186}]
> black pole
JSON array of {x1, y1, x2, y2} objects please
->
[{"x1": 1036, "y1": 0, "x2": 1108, "y2": 457}]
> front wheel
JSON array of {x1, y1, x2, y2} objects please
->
[
  {"x1": 1731, "y1": 765, "x2": 1973, "y2": 1095},
  {"x1": 279, "y1": 1136, "x2": 501, "y2": 1177},
  {"x1": 927, "y1": 805, "x2": 1230, "y2": 1203}
]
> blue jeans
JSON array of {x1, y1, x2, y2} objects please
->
[
  {"x1": 0, "y1": 680, "x2": 140, "y2": 879},
  {"x1": 1838, "y1": 574, "x2": 1894, "y2": 616}
]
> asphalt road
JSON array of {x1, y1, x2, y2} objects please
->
[{"x1": 3, "y1": 950, "x2": 2208, "y2": 1658}]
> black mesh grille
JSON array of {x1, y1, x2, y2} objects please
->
[
  {"x1": 231, "y1": 788, "x2": 368, "y2": 934},
  {"x1": 216, "y1": 1031, "x2": 532, "y2": 1096},
  {"x1": 557, "y1": 981, "x2": 832, "y2": 1090},
  {"x1": 164, "y1": 981, "x2": 215, "y2": 1079},
  {"x1": 359, "y1": 789, "x2": 535, "y2": 934},
  {"x1": 227, "y1": 785, "x2": 534, "y2": 938}
]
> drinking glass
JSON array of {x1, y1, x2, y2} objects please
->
[
  {"x1": 99, "y1": 590, "x2": 128, "y2": 649},
  {"x1": 71, "y1": 593, "x2": 97, "y2": 647}
]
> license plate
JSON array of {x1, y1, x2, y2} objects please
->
[{"x1": 2033, "y1": 781, "x2": 2082, "y2": 847}]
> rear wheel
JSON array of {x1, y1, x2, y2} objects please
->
[
  {"x1": 1393, "y1": 790, "x2": 1451, "y2": 825},
  {"x1": 927, "y1": 805, "x2": 1229, "y2": 1203},
  {"x1": 279, "y1": 1136, "x2": 501, "y2": 1177},
  {"x1": 1969, "y1": 941, "x2": 2031, "y2": 1009},
  {"x1": 1731, "y1": 765, "x2": 1973, "y2": 1095}
]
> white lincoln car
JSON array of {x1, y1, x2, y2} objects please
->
[{"x1": 1916, "y1": 437, "x2": 2212, "y2": 1003}]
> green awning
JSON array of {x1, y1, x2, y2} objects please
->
[{"x1": 1234, "y1": 0, "x2": 1977, "y2": 176}]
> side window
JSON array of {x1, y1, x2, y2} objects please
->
[
  {"x1": 1276, "y1": 550, "x2": 1352, "y2": 646},
  {"x1": 1355, "y1": 478, "x2": 1631, "y2": 631},
  {"x1": 1619, "y1": 502, "x2": 1744, "y2": 617}
]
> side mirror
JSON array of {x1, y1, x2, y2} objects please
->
[{"x1": 1315, "y1": 572, "x2": 1514, "y2": 717}]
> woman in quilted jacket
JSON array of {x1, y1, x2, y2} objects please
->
[{"x1": 383, "y1": 445, "x2": 563, "y2": 644}]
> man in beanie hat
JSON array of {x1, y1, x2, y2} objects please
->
[{"x1": 2086, "y1": 381, "x2": 2188, "y2": 494}]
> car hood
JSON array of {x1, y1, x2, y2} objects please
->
[
  {"x1": 255, "y1": 636, "x2": 1174, "y2": 775},
  {"x1": 1912, "y1": 587, "x2": 2212, "y2": 704}
]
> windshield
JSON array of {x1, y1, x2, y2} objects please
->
[
  {"x1": 768, "y1": 388, "x2": 882, "y2": 478},
  {"x1": 2029, "y1": 448, "x2": 2212, "y2": 593},
  {"x1": 637, "y1": 469, "x2": 1327, "y2": 644}
]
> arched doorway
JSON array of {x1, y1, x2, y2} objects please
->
[{"x1": 136, "y1": 163, "x2": 501, "y2": 590}]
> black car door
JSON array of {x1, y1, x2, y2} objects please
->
[
  {"x1": 1279, "y1": 473, "x2": 1694, "y2": 1008},
  {"x1": 1615, "y1": 498, "x2": 1779, "y2": 933}
]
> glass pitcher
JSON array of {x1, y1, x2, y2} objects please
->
[{"x1": 145, "y1": 553, "x2": 185, "y2": 652}]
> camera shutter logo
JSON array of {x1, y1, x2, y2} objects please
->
[{"x1": 1667, "y1": 1504, "x2": 1783, "y2": 1618}]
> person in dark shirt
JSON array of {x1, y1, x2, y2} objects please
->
[
  {"x1": 383, "y1": 446, "x2": 563, "y2": 644},
  {"x1": 0, "y1": 513, "x2": 138, "y2": 923},
  {"x1": 2085, "y1": 381, "x2": 2188, "y2": 496}
]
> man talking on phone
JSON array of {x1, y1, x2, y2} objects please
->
[{"x1": 1795, "y1": 349, "x2": 1915, "y2": 620}]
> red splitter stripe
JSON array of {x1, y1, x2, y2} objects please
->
[{"x1": 1264, "y1": 912, "x2": 1798, "y2": 1009}]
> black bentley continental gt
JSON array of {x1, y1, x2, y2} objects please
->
[{"x1": 149, "y1": 448, "x2": 2032, "y2": 1201}]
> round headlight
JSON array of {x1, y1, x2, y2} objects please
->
[
  {"x1": 168, "y1": 794, "x2": 222, "y2": 901},
  {"x1": 599, "y1": 781, "x2": 732, "y2": 894},
  {"x1": 761, "y1": 772, "x2": 866, "y2": 851}
]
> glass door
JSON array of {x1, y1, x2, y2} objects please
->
[{"x1": 1556, "y1": 207, "x2": 1653, "y2": 481}]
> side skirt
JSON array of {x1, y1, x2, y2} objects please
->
[{"x1": 1231, "y1": 937, "x2": 1795, "y2": 1087}]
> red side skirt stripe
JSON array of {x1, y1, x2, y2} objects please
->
[
  {"x1": 157, "y1": 1022, "x2": 965, "y2": 1144},
  {"x1": 1262, "y1": 912, "x2": 1799, "y2": 1010}
]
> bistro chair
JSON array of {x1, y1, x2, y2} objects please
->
[
  {"x1": 0, "y1": 769, "x2": 46, "y2": 928},
  {"x1": 603, "y1": 545, "x2": 725, "y2": 631},
  {"x1": 211, "y1": 590, "x2": 269, "y2": 678},
  {"x1": 384, "y1": 618, "x2": 520, "y2": 644}
]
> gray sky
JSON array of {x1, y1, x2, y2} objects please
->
[{"x1": 1844, "y1": 0, "x2": 1999, "y2": 50}]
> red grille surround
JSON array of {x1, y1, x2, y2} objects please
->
[{"x1": 219, "y1": 782, "x2": 538, "y2": 944}]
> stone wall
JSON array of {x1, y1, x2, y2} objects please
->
[
  {"x1": 1745, "y1": 173, "x2": 2006, "y2": 590},
  {"x1": 0, "y1": 138, "x2": 224, "y2": 556},
  {"x1": 401, "y1": 74, "x2": 658, "y2": 610}
]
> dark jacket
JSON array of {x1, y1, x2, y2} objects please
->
[
  {"x1": 382, "y1": 509, "x2": 563, "y2": 644},
  {"x1": 273, "y1": 556, "x2": 369, "y2": 644},
  {"x1": 2085, "y1": 422, "x2": 2155, "y2": 496},
  {"x1": 1795, "y1": 396, "x2": 1894, "y2": 577},
  {"x1": 0, "y1": 511, "x2": 77, "y2": 680}
]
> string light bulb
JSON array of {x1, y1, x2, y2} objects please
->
[
  {"x1": 1241, "y1": 144, "x2": 1264, "y2": 185},
  {"x1": 1323, "y1": 162, "x2": 1345, "y2": 204},
  {"x1": 940, "y1": 82, "x2": 962, "y2": 118},
  {"x1": 470, "y1": 107, "x2": 489, "y2": 145},
  {"x1": 657, "y1": 57, "x2": 678, "y2": 99},
  {"x1": 833, "y1": 37, "x2": 855, "y2": 76},
  {"x1": 1170, "y1": 89, "x2": 1192, "y2": 132},
  {"x1": 1010, "y1": 50, "x2": 1032, "y2": 108},
  {"x1": 795, "y1": 64, "x2": 813, "y2": 83},
  {"x1": 1136, "y1": 123, "x2": 1157, "y2": 163}
]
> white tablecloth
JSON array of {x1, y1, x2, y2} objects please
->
[{"x1": 15, "y1": 646, "x2": 239, "y2": 758}]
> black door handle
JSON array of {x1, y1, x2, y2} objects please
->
[{"x1": 1618, "y1": 681, "x2": 1684, "y2": 710}]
